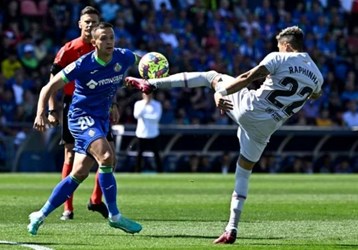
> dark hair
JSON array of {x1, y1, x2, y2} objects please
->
[
  {"x1": 81, "y1": 6, "x2": 100, "y2": 16},
  {"x1": 276, "y1": 26, "x2": 304, "y2": 51},
  {"x1": 91, "y1": 22, "x2": 113, "y2": 37}
]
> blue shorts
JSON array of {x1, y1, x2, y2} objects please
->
[{"x1": 68, "y1": 112, "x2": 110, "y2": 155}]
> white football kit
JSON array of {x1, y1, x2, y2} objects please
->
[{"x1": 219, "y1": 52, "x2": 324, "y2": 162}]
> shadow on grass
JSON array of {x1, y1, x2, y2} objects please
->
[
  {"x1": 138, "y1": 218, "x2": 224, "y2": 222},
  {"x1": 248, "y1": 242, "x2": 358, "y2": 248},
  {"x1": 103, "y1": 233, "x2": 286, "y2": 240},
  {"x1": 334, "y1": 245, "x2": 358, "y2": 249},
  {"x1": 18, "y1": 241, "x2": 89, "y2": 246},
  {"x1": 143, "y1": 234, "x2": 215, "y2": 239}
]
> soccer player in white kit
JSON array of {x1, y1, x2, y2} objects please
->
[{"x1": 125, "y1": 26, "x2": 324, "y2": 244}]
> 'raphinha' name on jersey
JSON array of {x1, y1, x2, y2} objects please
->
[{"x1": 288, "y1": 66, "x2": 319, "y2": 85}]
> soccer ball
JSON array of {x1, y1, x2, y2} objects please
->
[{"x1": 138, "y1": 52, "x2": 169, "y2": 79}]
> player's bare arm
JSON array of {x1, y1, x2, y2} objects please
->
[
  {"x1": 110, "y1": 96, "x2": 120, "y2": 124},
  {"x1": 227, "y1": 65, "x2": 270, "y2": 95},
  {"x1": 34, "y1": 73, "x2": 66, "y2": 132},
  {"x1": 47, "y1": 73, "x2": 60, "y2": 125},
  {"x1": 214, "y1": 65, "x2": 270, "y2": 111}
]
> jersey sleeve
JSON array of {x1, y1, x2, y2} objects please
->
[
  {"x1": 117, "y1": 48, "x2": 136, "y2": 65},
  {"x1": 61, "y1": 60, "x2": 80, "y2": 83},
  {"x1": 259, "y1": 52, "x2": 281, "y2": 74},
  {"x1": 126, "y1": 49, "x2": 136, "y2": 65},
  {"x1": 51, "y1": 46, "x2": 69, "y2": 74}
]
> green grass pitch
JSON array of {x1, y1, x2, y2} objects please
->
[{"x1": 0, "y1": 173, "x2": 357, "y2": 249}]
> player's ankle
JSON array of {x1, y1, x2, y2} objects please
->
[{"x1": 109, "y1": 213, "x2": 120, "y2": 222}]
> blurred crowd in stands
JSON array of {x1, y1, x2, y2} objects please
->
[
  {"x1": 0, "y1": 0, "x2": 357, "y2": 173},
  {"x1": 1, "y1": 0, "x2": 358, "y2": 133}
]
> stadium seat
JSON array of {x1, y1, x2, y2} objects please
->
[
  {"x1": 229, "y1": 154, "x2": 240, "y2": 173},
  {"x1": 333, "y1": 155, "x2": 352, "y2": 173},
  {"x1": 163, "y1": 154, "x2": 180, "y2": 172},
  {"x1": 21, "y1": 0, "x2": 39, "y2": 16},
  {"x1": 350, "y1": 156, "x2": 358, "y2": 173},
  {"x1": 17, "y1": 151, "x2": 56, "y2": 172},
  {"x1": 116, "y1": 155, "x2": 136, "y2": 172},
  {"x1": 38, "y1": 0, "x2": 48, "y2": 16},
  {"x1": 313, "y1": 154, "x2": 334, "y2": 173},
  {"x1": 0, "y1": 142, "x2": 6, "y2": 171},
  {"x1": 175, "y1": 155, "x2": 192, "y2": 172},
  {"x1": 114, "y1": 154, "x2": 129, "y2": 172},
  {"x1": 208, "y1": 155, "x2": 223, "y2": 173}
]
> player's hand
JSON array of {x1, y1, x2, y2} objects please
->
[
  {"x1": 214, "y1": 92, "x2": 233, "y2": 113},
  {"x1": 309, "y1": 91, "x2": 322, "y2": 100},
  {"x1": 124, "y1": 77, "x2": 133, "y2": 89},
  {"x1": 33, "y1": 114, "x2": 50, "y2": 132},
  {"x1": 110, "y1": 104, "x2": 120, "y2": 124},
  {"x1": 48, "y1": 113, "x2": 60, "y2": 126}
]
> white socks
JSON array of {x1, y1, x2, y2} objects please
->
[
  {"x1": 226, "y1": 165, "x2": 252, "y2": 231},
  {"x1": 148, "y1": 71, "x2": 218, "y2": 89}
]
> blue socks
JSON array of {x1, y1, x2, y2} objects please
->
[
  {"x1": 38, "y1": 166, "x2": 119, "y2": 219},
  {"x1": 98, "y1": 165, "x2": 119, "y2": 217},
  {"x1": 40, "y1": 175, "x2": 81, "y2": 217}
]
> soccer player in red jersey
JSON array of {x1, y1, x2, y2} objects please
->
[{"x1": 47, "y1": 6, "x2": 113, "y2": 220}]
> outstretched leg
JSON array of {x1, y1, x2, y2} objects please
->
[{"x1": 125, "y1": 71, "x2": 221, "y2": 93}]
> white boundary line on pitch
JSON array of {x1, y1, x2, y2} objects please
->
[{"x1": 0, "y1": 240, "x2": 54, "y2": 250}]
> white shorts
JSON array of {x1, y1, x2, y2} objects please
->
[{"x1": 219, "y1": 74, "x2": 282, "y2": 162}]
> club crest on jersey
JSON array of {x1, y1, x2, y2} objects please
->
[
  {"x1": 114, "y1": 63, "x2": 121, "y2": 72},
  {"x1": 64, "y1": 62, "x2": 76, "y2": 74},
  {"x1": 88, "y1": 129, "x2": 95, "y2": 137}
]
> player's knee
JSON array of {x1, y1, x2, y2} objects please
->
[
  {"x1": 205, "y1": 70, "x2": 219, "y2": 86},
  {"x1": 238, "y1": 155, "x2": 256, "y2": 170},
  {"x1": 72, "y1": 170, "x2": 89, "y2": 182},
  {"x1": 207, "y1": 71, "x2": 225, "y2": 90},
  {"x1": 98, "y1": 151, "x2": 114, "y2": 166}
]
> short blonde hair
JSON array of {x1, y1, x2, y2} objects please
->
[{"x1": 276, "y1": 26, "x2": 304, "y2": 50}]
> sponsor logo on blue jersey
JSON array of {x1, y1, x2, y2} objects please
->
[{"x1": 85, "y1": 75, "x2": 123, "y2": 90}]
